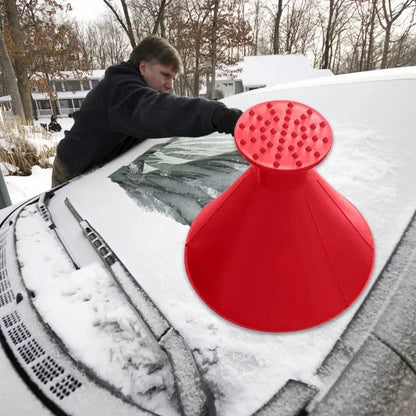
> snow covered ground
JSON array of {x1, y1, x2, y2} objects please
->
[{"x1": 3, "y1": 117, "x2": 74, "y2": 205}]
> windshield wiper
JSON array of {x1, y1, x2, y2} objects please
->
[
  {"x1": 64, "y1": 197, "x2": 215, "y2": 416},
  {"x1": 37, "y1": 192, "x2": 80, "y2": 270}
]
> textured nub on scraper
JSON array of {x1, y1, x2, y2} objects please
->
[{"x1": 235, "y1": 101, "x2": 333, "y2": 171}]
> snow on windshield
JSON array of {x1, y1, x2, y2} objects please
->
[{"x1": 104, "y1": 125, "x2": 405, "y2": 415}]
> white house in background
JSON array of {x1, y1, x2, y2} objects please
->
[
  {"x1": 205, "y1": 54, "x2": 333, "y2": 98},
  {"x1": 0, "y1": 70, "x2": 105, "y2": 119},
  {"x1": 204, "y1": 76, "x2": 244, "y2": 99}
]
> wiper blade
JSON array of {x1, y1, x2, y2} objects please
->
[
  {"x1": 37, "y1": 192, "x2": 79, "y2": 270},
  {"x1": 64, "y1": 197, "x2": 215, "y2": 416}
]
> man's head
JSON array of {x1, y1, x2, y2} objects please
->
[{"x1": 130, "y1": 35, "x2": 183, "y2": 93}]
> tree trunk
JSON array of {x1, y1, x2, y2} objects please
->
[
  {"x1": 210, "y1": 0, "x2": 219, "y2": 100},
  {"x1": 152, "y1": 0, "x2": 167, "y2": 35},
  {"x1": 381, "y1": 22, "x2": 391, "y2": 69},
  {"x1": 253, "y1": 0, "x2": 261, "y2": 55},
  {"x1": 120, "y1": 0, "x2": 136, "y2": 48},
  {"x1": 378, "y1": 0, "x2": 414, "y2": 70},
  {"x1": 322, "y1": 0, "x2": 334, "y2": 69},
  {"x1": 194, "y1": 38, "x2": 201, "y2": 97},
  {"x1": 103, "y1": 0, "x2": 136, "y2": 48},
  {"x1": 366, "y1": 0, "x2": 377, "y2": 70},
  {"x1": 5, "y1": 0, "x2": 33, "y2": 123},
  {"x1": 273, "y1": 0, "x2": 284, "y2": 54},
  {"x1": 0, "y1": 29, "x2": 26, "y2": 123}
]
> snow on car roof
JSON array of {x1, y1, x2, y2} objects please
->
[
  {"x1": 239, "y1": 65, "x2": 416, "y2": 95},
  {"x1": 241, "y1": 54, "x2": 333, "y2": 88}
]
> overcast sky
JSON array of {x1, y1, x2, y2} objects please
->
[{"x1": 67, "y1": 0, "x2": 108, "y2": 22}]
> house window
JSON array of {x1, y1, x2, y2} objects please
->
[
  {"x1": 73, "y1": 98, "x2": 84, "y2": 109},
  {"x1": 37, "y1": 100, "x2": 51, "y2": 109},
  {"x1": 58, "y1": 99, "x2": 74, "y2": 115},
  {"x1": 91, "y1": 79, "x2": 99, "y2": 88},
  {"x1": 54, "y1": 82, "x2": 64, "y2": 92},
  {"x1": 81, "y1": 80, "x2": 90, "y2": 90},
  {"x1": 65, "y1": 80, "x2": 81, "y2": 92},
  {"x1": 59, "y1": 99, "x2": 72, "y2": 108}
]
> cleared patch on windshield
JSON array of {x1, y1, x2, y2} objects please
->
[{"x1": 110, "y1": 135, "x2": 249, "y2": 225}]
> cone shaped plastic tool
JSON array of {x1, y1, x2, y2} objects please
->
[{"x1": 185, "y1": 100, "x2": 375, "y2": 332}]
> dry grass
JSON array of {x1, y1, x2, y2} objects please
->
[{"x1": 0, "y1": 113, "x2": 56, "y2": 176}]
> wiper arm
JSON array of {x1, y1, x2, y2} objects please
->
[{"x1": 37, "y1": 192, "x2": 80, "y2": 270}]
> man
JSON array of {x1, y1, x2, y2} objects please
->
[{"x1": 52, "y1": 35, "x2": 242, "y2": 187}]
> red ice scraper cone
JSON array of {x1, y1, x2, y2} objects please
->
[{"x1": 184, "y1": 100, "x2": 375, "y2": 332}]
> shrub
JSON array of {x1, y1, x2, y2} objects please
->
[{"x1": 0, "y1": 113, "x2": 56, "y2": 176}]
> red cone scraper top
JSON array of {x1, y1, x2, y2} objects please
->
[{"x1": 184, "y1": 100, "x2": 375, "y2": 332}]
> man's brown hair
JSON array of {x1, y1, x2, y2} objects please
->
[{"x1": 130, "y1": 35, "x2": 183, "y2": 74}]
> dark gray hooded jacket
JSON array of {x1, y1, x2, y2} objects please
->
[{"x1": 57, "y1": 60, "x2": 226, "y2": 176}]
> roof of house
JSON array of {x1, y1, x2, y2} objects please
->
[
  {"x1": 52, "y1": 69, "x2": 106, "y2": 81},
  {"x1": 29, "y1": 69, "x2": 106, "y2": 82}
]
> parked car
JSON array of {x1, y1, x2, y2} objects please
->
[{"x1": 0, "y1": 66, "x2": 415, "y2": 416}]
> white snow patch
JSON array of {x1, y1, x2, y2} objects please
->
[
  {"x1": 1, "y1": 117, "x2": 74, "y2": 205},
  {"x1": 5, "y1": 166, "x2": 53, "y2": 204}
]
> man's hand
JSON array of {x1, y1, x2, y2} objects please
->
[{"x1": 212, "y1": 107, "x2": 243, "y2": 135}]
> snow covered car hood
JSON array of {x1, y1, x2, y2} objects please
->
[{"x1": 1, "y1": 67, "x2": 416, "y2": 416}]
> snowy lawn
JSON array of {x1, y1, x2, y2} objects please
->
[{"x1": 2, "y1": 117, "x2": 74, "y2": 204}]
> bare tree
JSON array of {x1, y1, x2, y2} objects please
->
[
  {"x1": 176, "y1": 0, "x2": 212, "y2": 97},
  {"x1": 104, "y1": 18, "x2": 131, "y2": 64},
  {"x1": 349, "y1": 0, "x2": 379, "y2": 72},
  {"x1": 365, "y1": 0, "x2": 379, "y2": 70},
  {"x1": 128, "y1": 0, "x2": 157, "y2": 40},
  {"x1": 74, "y1": 21, "x2": 101, "y2": 68},
  {"x1": 315, "y1": 0, "x2": 355, "y2": 70},
  {"x1": 54, "y1": 0, "x2": 416, "y2": 98},
  {"x1": 273, "y1": 0, "x2": 284, "y2": 54},
  {"x1": 209, "y1": 0, "x2": 219, "y2": 99},
  {"x1": 8, "y1": 1, "x2": 90, "y2": 117},
  {"x1": 152, "y1": 0, "x2": 176, "y2": 36},
  {"x1": 398, "y1": 32, "x2": 416, "y2": 65},
  {"x1": 377, "y1": 0, "x2": 415, "y2": 68},
  {"x1": 166, "y1": 0, "x2": 251, "y2": 98},
  {"x1": 387, "y1": 6, "x2": 416, "y2": 67},
  {"x1": 250, "y1": 0, "x2": 263, "y2": 55},
  {"x1": 77, "y1": 17, "x2": 130, "y2": 68},
  {"x1": 0, "y1": 27, "x2": 25, "y2": 122},
  {"x1": 282, "y1": 0, "x2": 316, "y2": 55},
  {"x1": 103, "y1": 0, "x2": 136, "y2": 47},
  {"x1": 205, "y1": 0, "x2": 252, "y2": 97},
  {"x1": 4, "y1": 0, "x2": 33, "y2": 122}
]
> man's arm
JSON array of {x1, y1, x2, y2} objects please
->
[{"x1": 109, "y1": 75, "x2": 241, "y2": 138}]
